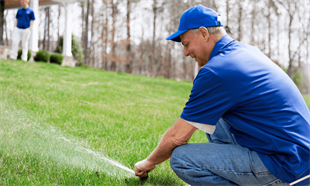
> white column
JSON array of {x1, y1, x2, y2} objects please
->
[
  {"x1": 62, "y1": 3, "x2": 72, "y2": 57},
  {"x1": 29, "y1": 0, "x2": 39, "y2": 52}
]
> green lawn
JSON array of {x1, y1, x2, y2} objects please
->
[
  {"x1": 0, "y1": 60, "x2": 207, "y2": 185},
  {"x1": 0, "y1": 60, "x2": 309, "y2": 185},
  {"x1": 303, "y1": 94, "x2": 310, "y2": 110}
]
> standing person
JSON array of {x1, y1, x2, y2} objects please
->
[
  {"x1": 10, "y1": 0, "x2": 35, "y2": 61},
  {"x1": 134, "y1": 4, "x2": 310, "y2": 186}
]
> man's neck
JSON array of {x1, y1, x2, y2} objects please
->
[{"x1": 22, "y1": 5, "x2": 29, "y2": 9}]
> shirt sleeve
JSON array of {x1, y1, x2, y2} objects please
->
[
  {"x1": 15, "y1": 9, "x2": 20, "y2": 19},
  {"x1": 30, "y1": 10, "x2": 35, "y2": 20},
  {"x1": 181, "y1": 68, "x2": 234, "y2": 126}
]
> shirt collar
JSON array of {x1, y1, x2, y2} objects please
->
[{"x1": 209, "y1": 35, "x2": 234, "y2": 61}]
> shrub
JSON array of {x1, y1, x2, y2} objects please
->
[
  {"x1": 17, "y1": 49, "x2": 31, "y2": 61},
  {"x1": 50, "y1": 53, "x2": 64, "y2": 65},
  {"x1": 55, "y1": 34, "x2": 83, "y2": 66},
  {"x1": 34, "y1": 50, "x2": 50, "y2": 63}
]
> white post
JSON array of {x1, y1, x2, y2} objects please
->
[
  {"x1": 29, "y1": 0, "x2": 39, "y2": 52},
  {"x1": 62, "y1": 3, "x2": 72, "y2": 57}
]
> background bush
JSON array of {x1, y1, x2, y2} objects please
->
[
  {"x1": 17, "y1": 49, "x2": 31, "y2": 61},
  {"x1": 55, "y1": 34, "x2": 83, "y2": 66},
  {"x1": 34, "y1": 50, "x2": 50, "y2": 63},
  {"x1": 50, "y1": 53, "x2": 64, "y2": 65}
]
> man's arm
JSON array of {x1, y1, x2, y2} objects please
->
[
  {"x1": 135, "y1": 117, "x2": 197, "y2": 177},
  {"x1": 14, "y1": 19, "x2": 18, "y2": 27},
  {"x1": 29, "y1": 20, "x2": 34, "y2": 30}
]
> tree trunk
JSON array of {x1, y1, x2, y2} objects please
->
[
  {"x1": 47, "y1": 8, "x2": 50, "y2": 51},
  {"x1": 84, "y1": 0, "x2": 90, "y2": 64},
  {"x1": 287, "y1": 12, "x2": 293, "y2": 77},
  {"x1": 43, "y1": 8, "x2": 48, "y2": 50},
  {"x1": 225, "y1": 0, "x2": 231, "y2": 34},
  {"x1": 151, "y1": 0, "x2": 157, "y2": 76},
  {"x1": 90, "y1": 0, "x2": 95, "y2": 67},
  {"x1": 110, "y1": 0, "x2": 117, "y2": 71},
  {"x1": 4, "y1": 10, "x2": 8, "y2": 45},
  {"x1": 237, "y1": 0, "x2": 243, "y2": 41},
  {"x1": 125, "y1": 0, "x2": 132, "y2": 73},
  {"x1": 0, "y1": 0, "x2": 4, "y2": 45},
  {"x1": 104, "y1": 0, "x2": 109, "y2": 70},
  {"x1": 267, "y1": 0, "x2": 272, "y2": 58},
  {"x1": 81, "y1": 2, "x2": 85, "y2": 48},
  {"x1": 250, "y1": 0, "x2": 257, "y2": 45}
]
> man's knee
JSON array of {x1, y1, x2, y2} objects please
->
[{"x1": 170, "y1": 145, "x2": 188, "y2": 171}]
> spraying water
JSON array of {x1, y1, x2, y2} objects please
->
[{"x1": 0, "y1": 101, "x2": 135, "y2": 178}]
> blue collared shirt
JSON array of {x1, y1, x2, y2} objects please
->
[
  {"x1": 16, "y1": 7, "x2": 35, "y2": 29},
  {"x1": 181, "y1": 35, "x2": 310, "y2": 183}
]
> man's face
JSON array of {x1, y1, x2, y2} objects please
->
[
  {"x1": 20, "y1": 0, "x2": 29, "y2": 8},
  {"x1": 180, "y1": 29, "x2": 211, "y2": 67}
]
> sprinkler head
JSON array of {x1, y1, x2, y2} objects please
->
[{"x1": 140, "y1": 171, "x2": 148, "y2": 182}]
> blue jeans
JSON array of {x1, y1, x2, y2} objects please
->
[{"x1": 170, "y1": 118, "x2": 289, "y2": 186}]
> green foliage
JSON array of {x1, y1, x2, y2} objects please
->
[
  {"x1": 292, "y1": 69, "x2": 304, "y2": 90},
  {"x1": 17, "y1": 49, "x2": 31, "y2": 61},
  {"x1": 49, "y1": 53, "x2": 64, "y2": 65},
  {"x1": 34, "y1": 50, "x2": 50, "y2": 63},
  {"x1": 55, "y1": 34, "x2": 83, "y2": 66}
]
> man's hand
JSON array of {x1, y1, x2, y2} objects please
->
[{"x1": 134, "y1": 159, "x2": 156, "y2": 177}]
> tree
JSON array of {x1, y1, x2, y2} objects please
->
[
  {"x1": 125, "y1": 0, "x2": 132, "y2": 73},
  {"x1": 277, "y1": 0, "x2": 299, "y2": 77},
  {"x1": 90, "y1": 0, "x2": 95, "y2": 67},
  {"x1": 83, "y1": 0, "x2": 90, "y2": 63},
  {"x1": 237, "y1": 0, "x2": 244, "y2": 41},
  {"x1": 110, "y1": 0, "x2": 118, "y2": 71},
  {"x1": 103, "y1": 0, "x2": 109, "y2": 70},
  {"x1": 0, "y1": 0, "x2": 4, "y2": 45},
  {"x1": 58, "y1": 5, "x2": 61, "y2": 42}
]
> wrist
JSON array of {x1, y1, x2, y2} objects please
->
[{"x1": 145, "y1": 157, "x2": 156, "y2": 168}]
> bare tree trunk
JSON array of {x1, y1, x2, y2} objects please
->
[
  {"x1": 90, "y1": 0, "x2": 95, "y2": 67},
  {"x1": 287, "y1": 12, "x2": 294, "y2": 77},
  {"x1": 267, "y1": 0, "x2": 273, "y2": 59},
  {"x1": 250, "y1": 0, "x2": 257, "y2": 45},
  {"x1": 139, "y1": 26, "x2": 144, "y2": 75},
  {"x1": 0, "y1": 0, "x2": 4, "y2": 45},
  {"x1": 47, "y1": 8, "x2": 50, "y2": 51},
  {"x1": 125, "y1": 0, "x2": 132, "y2": 73},
  {"x1": 43, "y1": 8, "x2": 48, "y2": 50},
  {"x1": 278, "y1": 0, "x2": 298, "y2": 78},
  {"x1": 226, "y1": 0, "x2": 230, "y2": 25},
  {"x1": 104, "y1": 0, "x2": 109, "y2": 70},
  {"x1": 100, "y1": 5, "x2": 104, "y2": 69},
  {"x1": 81, "y1": 2, "x2": 85, "y2": 47},
  {"x1": 212, "y1": 0, "x2": 218, "y2": 12},
  {"x1": 4, "y1": 10, "x2": 8, "y2": 45},
  {"x1": 84, "y1": 0, "x2": 90, "y2": 64},
  {"x1": 110, "y1": 0, "x2": 117, "y2": 71},
  {"x1": 237, "y1": 0, "x2": 244, "y2": 41},
  {"x1": 58, "y1": 6, "x2": 61, "y2": 42},
  {"x1": 151, "y1": 0, "x2": 157, "y2": 76}
]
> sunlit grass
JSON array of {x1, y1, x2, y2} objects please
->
[{"x1": 0, "y1": 59, "x2": 207, "y2": 185}]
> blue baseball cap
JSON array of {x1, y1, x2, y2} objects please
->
[{"x1": 166, "y1": 4, "x2": 223, "y2": 42}]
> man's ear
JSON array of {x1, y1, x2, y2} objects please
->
[{"x1": 198, "y1": 27, "x2": 209, "y2": 41}]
